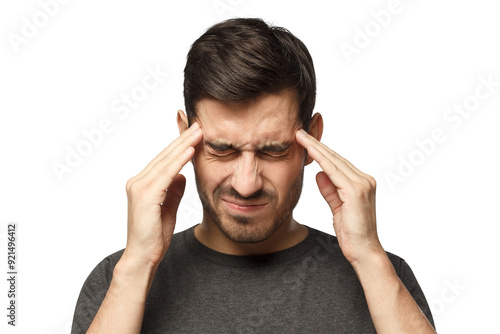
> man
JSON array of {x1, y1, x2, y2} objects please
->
[{"x1": 72, "y1": 18, "x2": 436, "y2": 333}]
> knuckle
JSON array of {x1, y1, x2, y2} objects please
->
[
  {"x1": 351, "y1": 184, "x2": 366, "y2": 197},
  {"x1": 327, "y1": 150, "x2": 337, "y2": 160},
  {"x1": 352, "y1": 178, "x2": 372, "y2": 197},
  {"x1": 327, "y1": 160, "x2": 340, "y2": 173},
  {"x1": 365, "y1": 174, "x2": 377, "y2": 189},
  {"x1": 125, "y1": 177, "x2": 135, "y2": 193},
  {"x1": 127, "y1": 177, "x2": 146, "y2": 195}
]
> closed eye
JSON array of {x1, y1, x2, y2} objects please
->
[
  {"x1": 261, "y1": 150, "x2": 289, "y2": 158},
  {"x1": 205, "y1": 142, "x2": 236, "y2": 156},
  {"x1": 204, "y1": 141, "x2": 292, "y2": 158},
  {"x1": 210, "y1": 149, "x2": 236, "y2": 157},
  {"x1": 260, "y1": 144, "x2": 292, "y2": 157}
]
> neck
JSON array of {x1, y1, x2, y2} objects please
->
[{"x1": 194, "y1": 214, "x2": 308, "y2": 256}]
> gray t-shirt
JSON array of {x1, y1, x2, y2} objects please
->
[{"x1": 71, "y1": 225, "x2": 435, "y2": 333}]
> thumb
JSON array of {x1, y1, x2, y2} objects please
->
[
  {"x1": 316, "y1": 171, "x2": 343, "y2": 214},
  {"x1": 161, "y1": 174, "x2": 187, "y2": 224}
]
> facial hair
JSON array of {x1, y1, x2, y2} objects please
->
[{"x1": 194, "y1": 167, "x2": 305, "y2": 244}]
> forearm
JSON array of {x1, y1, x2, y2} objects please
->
[
  {"x1": 87, "y1": 253, "x2": 157, "y2": 334},
  {"x1": 351, "y1": 252, "x2": 436, "y2": 334}
]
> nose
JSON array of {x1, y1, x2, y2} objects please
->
[{"x1": 230, "y1": 151, "x2": 263, "y2": 198}]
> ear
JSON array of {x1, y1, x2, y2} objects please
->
[
  {"x1": 177, "y1": 110, "x2": 189, "y2": 135},
  {"x1": 305, "y1": 113, "x2": 323, "y2": 166}
]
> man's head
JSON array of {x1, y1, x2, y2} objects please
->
[
  {"x1": 183, "y1": 17, "x2": 316, "y2": 131},
  {"x1": 179, "y1": 18, "x2": 322, "y2": 245}
]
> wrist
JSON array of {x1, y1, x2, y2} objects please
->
[
  {"x1": 113, "y1": 250, "x2": 159, "y2": 295},
  {"x1": 350, "y1": 249, "x2": 400, "y2": 288},
  {"x1": 347, "y1": 239, "x2": 386, "y2": 267},
  {"x1": 351, "y1": 248, "x2": 388, "y2": 271}
]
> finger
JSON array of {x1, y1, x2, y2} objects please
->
[
  {"x1": 138, "y1": 124, "x2": 202, "y2": 184},
  {"x1": 306, "y1": 143, "x2": 354, "y2": 192},
  {"x1": 139, "y1": 141, "x2": 198, "y2": 205},
  {"x1": 127, "y1": 127, "x2": 201, "y2": 209},
  {"x1": 296, "y1": 129, "x2": 362, "y2": 176},
  {"x1": 296, "y1": 129, "x2": 361, "y2": 181},
  {"x1": 296, "y1": 129, "x2": 375, "y2": 184},
  {"x1": 135, "y1": 122, "x2": 201, "y2": 180}
]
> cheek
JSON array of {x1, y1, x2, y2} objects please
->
[
  {"x1": 268, "y1": 152, "x2": 305, "y2": 193},
  {"x1": 263, "y1": 161, "x2": 301, "y2": 188},
  {"x1": 261, "y1": 153, "x2": 303, "y2": 186}
]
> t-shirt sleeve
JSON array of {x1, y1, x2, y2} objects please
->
[
  {"x1": 70, "y1": 251, "x2": 122, "y2": 334},
  {"x1": 397, "y1": 258, "x2": 436, "y2": 330}
]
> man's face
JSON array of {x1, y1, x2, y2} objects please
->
[{"x1": 192, "y1": 89, "x2": 307, "y2": 244}]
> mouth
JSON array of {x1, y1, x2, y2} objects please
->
[{"x1": 222, "y1": 199, "x2": 269, "y2": 214}]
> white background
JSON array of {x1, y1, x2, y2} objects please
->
[{"x1": 1, "y1": 0, "x2": 499, "y2": 333}]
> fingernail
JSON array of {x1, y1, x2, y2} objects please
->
[
  {"x1": 191, "y1": 122, "x2": 200, "y2": 129},
  {"x1": 299, "y1": 129, "x2": 307, "y2": 137}
]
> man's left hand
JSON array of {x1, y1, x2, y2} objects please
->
[{"x1": 296, "y1": 128, "x2": 385, "y2": 265}]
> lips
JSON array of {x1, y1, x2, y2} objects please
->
[{"x1": 222, "y1": 199, "x2": 268, "y2": 214}]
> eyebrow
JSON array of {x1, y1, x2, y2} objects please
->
[{"x1": 204, "y1": 140, "x2": 293, "y2": 152}]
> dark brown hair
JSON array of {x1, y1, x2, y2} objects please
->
[{"x1": 183, "y1": 18, "x2": 316, "y2": 130}]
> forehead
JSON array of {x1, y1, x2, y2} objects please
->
[{"x1": 195, "y1": 90, "x2": 301, "y2": 147}]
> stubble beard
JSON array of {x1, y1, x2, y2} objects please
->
[{"x1": 194, "y1": 168, "x2": 305, "y2": 244}]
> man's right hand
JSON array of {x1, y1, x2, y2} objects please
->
[
  {"x1": 86, "y1": 122, "x2": 202, "y2": 334},
  {"x1": 123, "y1": 121, "x2": 203, "y2": 269}
]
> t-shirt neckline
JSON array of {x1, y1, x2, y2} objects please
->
[{"x1": 183, "y1": 224, "x2": 319, "y2": 268}]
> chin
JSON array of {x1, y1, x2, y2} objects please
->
[{"x1": 215, "y1": 214, "x2": 286, "y2": 244}]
